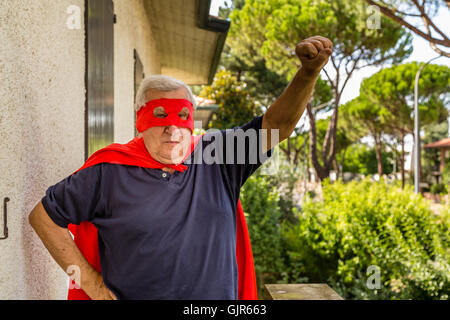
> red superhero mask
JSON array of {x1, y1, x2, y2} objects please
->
[{"x1": 136, "y1": 98, "x2": 194, "y2": 133}]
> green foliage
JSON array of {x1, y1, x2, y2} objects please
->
[
  {"x1": 219, "y1": 46, "x2": 290, "y2": 107},
  {"x1": 422, "y1": 121, "x2": 449, "y2": 184},
  {"x1": 199, "y1": 69, "x2": 262, "y2": 130},
  {"x1": 312, "y1": 116, "x2": 361, "y2": 168},
  {"x1": 217, "y1": 0, "x2": 246, "y2": 19},
  {"x1": 240, "y1": 171, "x2": 288, "y2": 298},
  {"x1": 311, "y1": 76, "x2": 334, "y2": 110},
  {"x1": 278, "y1": 130, "x2": 309, "y2": 166},
  {"x1": 360, "y1": 62, "x2": 450, "y2": 135},
  {"x1": 227, "y1": 0, "x2": 412, "y2": 179},
  {"x1": 282, "y1": 179, "x2": 450, "y2": 299},
  {"x1": 265, "y1": 161, "x2": 302, "y2": 224},
  {"x1": 443, "y1": 158, "x2": 450, "y2": 188},
  {"x1": 430, "y1": 183, "x2": 448, "y2": 195},
  {"x1": 342, "y1": 143, "x2": 393, "y2": 175},
  {"x1": 340, "y1": 95, "x2": 387, "y2": 137},
  {"x1": 238, "y1": 58, "x2": 289, "y2": 107},
  {"x1": 229, "y1": 0, "x2": 412, "y2": 81}
]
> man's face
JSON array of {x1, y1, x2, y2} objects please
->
[{"x1": 141, "y1": 87, "x2": 192, "y2": 165}]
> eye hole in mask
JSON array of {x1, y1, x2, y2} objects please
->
[
  {"x1": 153, "y1": 106, "x2": 168, "y2": 118},
  {"x1": 178, "y1": 107, "x2": 190, "y2": 120}
]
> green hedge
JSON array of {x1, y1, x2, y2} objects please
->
[
  {"x1": 240, "y1": 172, "x2": 288, "y2": 298},
  {"x1": 443, "y1": 158, "x2": 450, "y2": 188},
  {"x1": 430, "y1": 183, "x2": 448, "y2": 195},
  {"x1": 282, "y1": 178, "x2": 450, "y2": 299}
]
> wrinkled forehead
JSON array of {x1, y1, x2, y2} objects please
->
[
  {"x1": 143, "y1": 98, "x2": 193, "y2": 111},
  {"x1": 145, "y1": 87, "x2": 190, "y2": 101}
]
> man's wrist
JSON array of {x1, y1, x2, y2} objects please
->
[
  {"x1": 297, "y1": 66, "x2": 321, "y2": 80},
  {"x1": 79, "y1": 267, "x2": 101, "y2": 297}
]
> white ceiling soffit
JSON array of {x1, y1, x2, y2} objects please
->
[{"x1": 143, "y1": 0, "x2": 230, "y2": 85}]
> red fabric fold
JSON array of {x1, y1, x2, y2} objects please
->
[{"x1": 67, "y1": 135, "x2": 258, "y2": 300}]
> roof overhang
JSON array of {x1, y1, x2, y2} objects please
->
[
  {"x1": 143, "y1": 0, "x2": 230, "y2": 85},
  {"x1": 193, "y1": 96, "x2": 219, "y2": 129}
]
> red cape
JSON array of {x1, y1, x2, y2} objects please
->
[{"x1": 67, "y1": 135, "x2": 258, "y2": 300}]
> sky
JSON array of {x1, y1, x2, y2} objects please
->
[{"x1": 210, "y1": 1, "x2": 449, "y2": 168}]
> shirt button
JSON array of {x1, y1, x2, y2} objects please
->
[{"x1": 162, "y1": 173, "x2": 167, "y2": 178}]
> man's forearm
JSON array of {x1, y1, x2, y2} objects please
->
[
  {"x1": 263, "y1": 67, "x2": 319, "y2": 143},
  {"x1": 28, "y1": 201, "x2": 103, "y2": 297},
  {"x1": 261, "y1": 36, "x2": 332, "y2": 152}
]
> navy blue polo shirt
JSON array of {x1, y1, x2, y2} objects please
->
[{"x1": 41, "y1": 115, "x2": 272, "y2": 300}]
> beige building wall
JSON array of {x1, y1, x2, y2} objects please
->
[
  {"x1": 0, "y1": 0, "x2": 161, "y2": 299},
  {"x1": 113, "y1": 0, "x2": 161, "y2": 144},
  {"x1": 0, "y1": 0, "x2": 86, "y2": 299}
]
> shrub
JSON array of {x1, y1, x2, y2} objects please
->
[
  {"x1": 282, "y1": 178, "x2": 450, "y2": 300},
  {"x1": 240, "y1": 171, "x2": 288, "y2": 298},
  {"x1": 442, "y1": 158, "x2": 450, "y2": 188},
  {"x1": 342, "y1": 143, "x2": 393, "y2": 175},
  {"x1": 430, "y1": 183, "x2": 448, "y2": 195},
  {"x1": 264, "y1": 161, "x2": 301, "y2": 224},
  {"x1": 198, "y1": 69, "x2": 262, "y2": 130}
]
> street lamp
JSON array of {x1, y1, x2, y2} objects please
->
[{"x1": 413, "y1": 55, "x2": 443, "y2": 193}]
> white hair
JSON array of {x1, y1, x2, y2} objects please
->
[{"x1": 134, "y1": 74, "x2": 197, "y2": 112}]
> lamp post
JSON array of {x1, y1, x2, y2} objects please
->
[{"x1": 413, "y1": 55, "x2": 442, "y2": 193}]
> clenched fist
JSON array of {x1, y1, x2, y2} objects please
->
[{"x1": 295, "y1": 36, "x2": 333, "y2": 75}]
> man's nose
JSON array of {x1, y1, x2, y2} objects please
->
[{"x1": 165, "y1": 125, "x2": 181, "y2": 135}]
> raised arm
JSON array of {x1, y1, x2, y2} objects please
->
[
  {"x1": 28, "y1": 201, "x2": 116, "y2": 300},
  {"x1": 262, "y1": 36, "x2": 333, "y2": 152}
]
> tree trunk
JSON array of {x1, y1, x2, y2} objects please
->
[
  {"x1": 340, "y1": 148, "x2": 347, "y2": 177},
  {"x1": 374, "y1": 135, "x2": 384, "y2": 176},
  {"x1": 322, "y1": 93, "x2": 340, "y2": 167},
  {"x1": 287, "y1": 136, "x2": 292, "y2": 164},
  {"x1": 401, "y1": 132, "x2": 405, "y2": 188},
  {"x1": 333, "y1": 156, "x2": 340, "y2": 179},
  {"x1": 306, "y1": 103, "x2": 330, "y2": 181},
  {"x1": 307, "y1": 138, "x2": 311, "y2": 182},
  {"x1": 306, "y1": 137, "x2": 311, "y2": 183}
]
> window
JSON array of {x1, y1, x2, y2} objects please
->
[
  {"x1": 85, "y1": 0, "x2": 115, "y2": 158},
  {"x1": 134, "y1": 49, "x2": 145, "y2": 137}
]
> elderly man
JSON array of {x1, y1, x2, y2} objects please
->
[{"x1": 29, "y1": 36, "x2": 333, "y2": 300}]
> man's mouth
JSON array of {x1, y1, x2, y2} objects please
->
[{"x1": 165, "y1": 141, "x2": 180, "y2": 145}]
